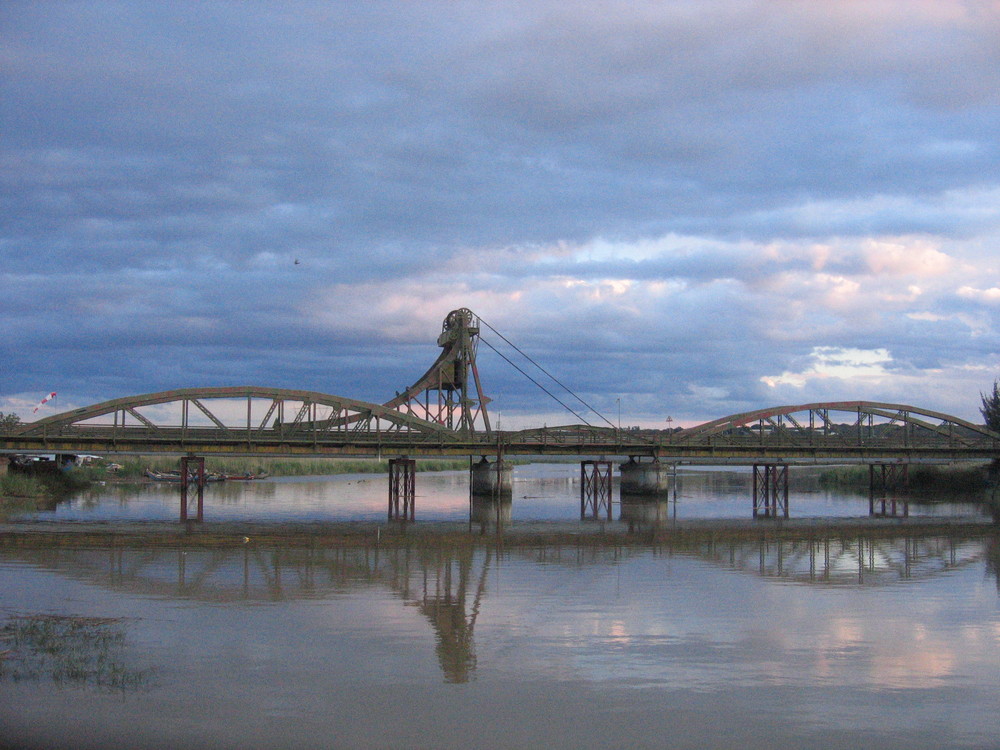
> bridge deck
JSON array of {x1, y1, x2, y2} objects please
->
[{"x1": 2, "y1": 426, "x2": 998, "y2": 464}]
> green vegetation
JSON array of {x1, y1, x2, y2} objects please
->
[
  {"x1": 0, "y1": 469, "x2": 93, "y2": 517},
  {"x1": 0, "y1": 614, "x2": 153, "y2": 691},
  {"x1": 0, "y1": 474, "x2": 46, "y2": 517},
  {"x1": 0, "y1": 472, "x2": 45, "y2": 499},
  {"x1": 0, "y1": 411, "x2": 21, "y2": 433},
  {"x1": 981, "y1": 379, "x2": 1000, "y2": 433},
  {"x1": 818, "y1": 463, "x2": 992, "y2": 493}
]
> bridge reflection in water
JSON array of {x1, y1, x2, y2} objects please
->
[{"x1": 10, "y1": 533, "x2": 996, "y2": 683}]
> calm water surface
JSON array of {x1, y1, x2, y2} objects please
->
[
  {"x1": 2, "y1": 466, "x2": 999, "y2": 749},
  {"x1": 12, "y1": 463, "x2": 992, "y2": 523}
]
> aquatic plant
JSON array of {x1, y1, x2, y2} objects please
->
[
  {"x1": 0, "y1": 613, "x2": 154, "y2": 691},
  {"x1": 818, "y1": 463, "x2": 991, "y2": 494},
  {"x1": 0, "y1": 473, "x2": 46, "y2": 499}
]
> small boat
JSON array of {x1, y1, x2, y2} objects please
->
[
  {"x1": 145, "y1": 469, "x2": 226, "y2": 483},
  {"x1": 222, "y1": 473, "x2": 270, "y2": 481},
  {"x1": 145, "y1": 469, "x2": 181, "y2": 482}
]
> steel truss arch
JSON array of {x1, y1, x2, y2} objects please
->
[
  {"x1": 504, "y1": 424, "x2": 625, "y2": 445},
  {"x1": 675, "y1": 401, "x2": 1000, "y2": 448},
  {"x1": 16, "y1": 386, "x2": 462, "y2": 444}
]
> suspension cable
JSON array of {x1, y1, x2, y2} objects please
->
[
  {"x1": 477, "y1": 337, "x2": 593, "y2": 425},
  {"x1": 477, "y1": 315, "x2": 616, "y2": 429}
]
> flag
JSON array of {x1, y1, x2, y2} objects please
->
[{"x1": 33, "y1": 392, "x2": 57, "y2": 413}]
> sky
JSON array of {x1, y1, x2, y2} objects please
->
[{"x1": 2, "y1": 1, "x2": 1000, "y2": 429}]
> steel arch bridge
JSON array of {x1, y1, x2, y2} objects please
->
[
  {"x1": 507, "y1": 400, "x2": 1000, "y2": 463},
  {"x1": 3, "y1": 308, "x2": 999, "y2": 463},
  {"x1": 7, "y1": 386, "x2": 466, "y2": 457}
]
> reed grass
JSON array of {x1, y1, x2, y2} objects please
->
[
  {"x1": 0, "y1": 470, "x2": 96, "y2": 517},
  {"x1": 0, "y1": 473, "x2": 46, "y2": 499},
  {"x1": 818, "y1": 463, "x2": 991, "y2": 493}
]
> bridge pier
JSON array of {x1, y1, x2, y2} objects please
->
[
  {"x1": 753, "y1": 464, "x2": 789, "y2": 519},
  {"x1": 179, "y1": 456, "x2": 206, "y2": 522},
  {"x1": 388, "y1": 457, "x2": 416, "y2": 521},
  {"x1": 470, "y1": 456, "x2": 513, "y2": 497},
  {"x1": 581, "y1": 460, "x2": 613, "y2": 520},
  {"x1": 619, "y1": 457, "x2": 675, "y2": 496},
  {"x1": 869, "y1": 464, "x2": 909, "y2": 517}
]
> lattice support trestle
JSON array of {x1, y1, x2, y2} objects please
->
[
  {"x1": 581, "y1": 460, "x2": 613, "y2": 520},
  {"x1": 869, "y1": 463, "x2": 909, "y2": 517},
  {"x1": 753, "y1": 464, "x2": 789, "y2": 519},
  {"x1": 389, "y1": 457, "x2": 416, "y2": 521}
]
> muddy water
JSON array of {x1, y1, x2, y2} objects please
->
[{"x1": 2, "y1": 467, "x2": 998, "y2": 749}]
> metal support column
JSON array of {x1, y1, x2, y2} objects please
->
[
  {"x1": 752, "y1": 464, "x2": 789, "y2": 519},
  {"x1": 581, "y1": 460, "x2": 613, "y2": 520},
  {"x1": 179, "y1": 455, "x2": 206, "y2": 522},
  {"x1": 869, "y1": 463, "x2": 909, "y2": 517},
  {"x1": 388, "y1": 457, "x2": 416, "y2": 521}
]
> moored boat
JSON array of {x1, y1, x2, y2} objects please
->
[{"x1": 145, "y1": 469, "x2": 226, "y2": 483}]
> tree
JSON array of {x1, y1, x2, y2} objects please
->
[
  {"x1": 0, "y1": 412, "x2": 21, "y2": 433},
  {"x1": 981, "y1": 380, "x2": 1000, "y2": 434}
]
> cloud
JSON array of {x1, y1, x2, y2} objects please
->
[
  {"x1": 761, "y1": 347, "x2": 893, "y2": 389},
  {"x1": 957, "y1": 286, "x2": 1000, "y2": 304},
  {"x1": 2, "y1": 1, "x2": 1000, "y2": 426}
]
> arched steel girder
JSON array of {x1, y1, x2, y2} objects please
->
[
  {"x1": 674, "y1": 401, "x2": 1000, "y2": 447},
  {"x1": 501, "y1": 401, "x2": 1000, "y2": 456},
  {"x1": 15, "y1": 386, "x2": 461, "y2": 441},
  {"x1": 505, "y1": 424, "x2": 623, "y2": 445}
]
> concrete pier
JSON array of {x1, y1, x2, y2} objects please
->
[
  {"x1": 470, "y1": 457, "x2": 512, "y2": 496},
  {"x1": 619, "y1": 458, "x2": 673, "y2": 496}
]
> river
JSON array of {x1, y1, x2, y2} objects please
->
[{"x1": 1, "y1": 464, "x2": 998, "y2": 749}]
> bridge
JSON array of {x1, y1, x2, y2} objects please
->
[
  {"x1": 2, "y1": 308, "x2": 998, "y2": 520},
  {"x1": 4, "y1": 308, "x2": 998, "y2": 463}
]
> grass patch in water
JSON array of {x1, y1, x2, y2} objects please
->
[
  {"x1": 0, "y1": 613, "x2": 154, "y2": 691},
  {"x1": 0, "y1": 473, "x2": 46, "y2": 499},
  {"x1": 0, "y1": 471, "x2": 88, "y2": 517}
]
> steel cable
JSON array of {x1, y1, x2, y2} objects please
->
[{"x1": 476, "y1": 315, "x2": 616, "y2": 429}]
